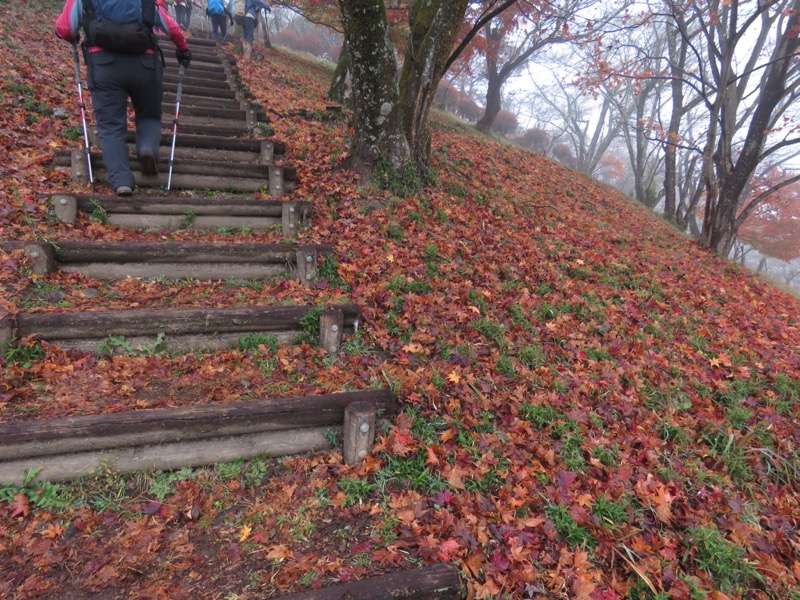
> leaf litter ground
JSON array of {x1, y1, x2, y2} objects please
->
[{"x1": 1, "y1": 2, "x2": 800, "y2": 599}]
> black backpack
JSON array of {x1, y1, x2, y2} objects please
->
[{"x1": 83, "y1": 0, "x2": 158, "y2": 54}]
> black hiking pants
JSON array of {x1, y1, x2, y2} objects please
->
[{"x1": 88, "y1": 50, "x2": 163, "y2": 190}]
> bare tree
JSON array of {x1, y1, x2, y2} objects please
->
[
  {"x1": 528, "y1": 60, "x2": 622, "y2": 177},
  {"x1": 665, "y1": 0, "x2": 800, "y2": 256}
]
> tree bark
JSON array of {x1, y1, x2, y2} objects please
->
[
  {"x1": 397, "y1": 0, "x2": 470, "y2": 173},
  {"x1": 338, "y1": 0, "x2": 409, "y2": 177},
  {"x1": 696, "y1": 0, "x2": 800, "y2": 256},
  {"x1": 327, "y1": 38, "x2": 351, "y2": 105}
]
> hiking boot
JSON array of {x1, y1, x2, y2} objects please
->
[
  {"x1": 115, "y1": 186, "x2": 133, "y2": 197},
  {"x1": 140, "y1": 149, "x2": 159, "y2": 177}
]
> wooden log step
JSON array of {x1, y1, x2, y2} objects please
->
[
  {"x1": 44, "y1": 193, "x2": 311, "y2": 234},
  {"x1": 163, "y1": 92, "x2": 244, "y2": 110},
  {"x1": 57, "y1": 151, "x2": 296, "y2": 195},
  {"x1": 52, "y1": 242, "x2": 331, "y2": 264},
  {"x1": 160, "y1": 103, "x2": 253, "y2": 121},
  {"x1": 277, "y1": 564, "x2": 462, "y2": 600},
  {"x1": 168, "y1": 121, "x2": 261, "y2": 138},
  {"x1": 183, "y1": 36, "x2": 223, "y2": 48},
  {"x1": 1, "y1": 240, "x2": 331, "y2": 281},
  {"x1": 15, "y1": 303, "x2": 362, "y2": 338},
  {"x1": 176, "y1": 61, "x2": 228, "y2": 75},
  {"x1": 163, "y1": 103, "x2": 268, "y2": 123},
  {"x1": 56, "y1": 241, "x2": 330, "y2": 281},
  {"x1": 121, "y1": 143, "x2": 270, "y2": 165},
  {"x1": 164, "y1": 74, "x2": 233, "y2": 90},
  {"x1": 120, "y1": 132, "x2": 285, "y2": 156},
  {"x1": 165, "y1": 67, "x2": 230, "y2": 83},
  {"x1": 53, "y1": 151, "x2": 297, "y2": 181},
  {"x1": 163, "y1": 83, "x2": 238, "y2": 99},
  {"x1": 0, "y1": 389, "x2": 397, "y2": 485},
  {"x1": 9, "y1": 303, "x2": 361, "y2": 353}
]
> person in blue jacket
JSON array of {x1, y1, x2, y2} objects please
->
[
  {"x1": 233, "y1": 0, "x2": 269, "y2": 58},
  {"x1": 207, "y1": 0, "x2": 233, "y2": 42}
]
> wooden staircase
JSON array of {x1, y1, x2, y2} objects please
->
[{"x1": 2, "y1": 37, "x2": 394, "y2": 486}]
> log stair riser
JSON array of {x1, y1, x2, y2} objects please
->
[
  {"x1": 0, "y1": 390, "x2": 396, "y2": 485},
  {"x1": 1, "y1": 241, "x2": 331, "y2": 283},
  {"x1": 1, "y1": 305, "x2": 360, "y2": 354},
  {"x1": 44, "y1": 194, "x2": 310, "y2": 234}
]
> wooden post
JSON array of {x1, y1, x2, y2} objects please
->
[
  {"x1": 23, "y1": 242, "x2": 55, "y2": 275},
  {"x1": 71, "y1": 150, "x2": 89, "y2": 183},
  {"x1": 282, "y1": 202, "x2": 298, "y2": 236},
  {"x1": 269, "y1": 166, "x2": 284, "y2": 197},
  {"x1": 259, "y1": 140, "x2": 274, "y2": 164},
  {"x1": 319, "y1": 309, "x2": 343, "y2": 355},
  {"x1": 245, "y1": 105, "x2": 258, "y2": 127},
  {"x1": 296, "y1": 247, "x2": 317, "y2": 285},
  {"x1": 343, "y1": 400, "x2": 376, "y2": 465},
  {"x1": 51, "y1": 195, "x2": 77, "y2": 224},
  {"x1": 0, "y1": 315, "x2": 13, "y2": 348}
]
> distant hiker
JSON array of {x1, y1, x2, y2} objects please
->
[
  {"x1": 56, "y1": 0, "x2": 192, "y2": 197},
  {"x1": 232, "y1": 0, "x2": 269, "y2": 58},
  {"x1": 206, "y1": 0, "x2": 232, "y2": 42},
  {"x1": 174, "y1": 0, "x2": 192, "y2": 30}
]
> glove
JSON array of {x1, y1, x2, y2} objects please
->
[
  {"x1": 176, "y1": 48, "x2": 192, "y2": 67},
  {"x1": 228, "y1": 15, "x2": 234, "y2": 25}
]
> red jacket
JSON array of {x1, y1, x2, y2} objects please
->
[{"x1": 56, "y1": 0, "x2": 189, "y2": 52}]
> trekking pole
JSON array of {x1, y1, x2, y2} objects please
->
[
  {"x1": 71, "y1": 42, "x2": 93, "y2": 184},
  {"x1": 166, "y1": 63, "x2": 185, "y2": 190}
]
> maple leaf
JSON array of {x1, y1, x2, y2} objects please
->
[
  {"x1": 10, "y1": 493, "x2": 29, "y2": 518},
  {"x1": 238, "y1": 524, "x2": 252, "y2": 542},
  {"x1": 446, "y1": 464, "x2": 467, "y2": 490},
  {"x1": 40, "y1": 523, "x2": 64, "y2": 539},
  {"x1": 489, "y1": 550, "x2": 511, "y2": 572},
  {"x1": 437, "y1": 539, "x2": 461, "y2": 561},
  {"x1": 430, "y1": 490, "x2": 455, "y2": 507},
  {"x1": 447, "y1": 371, "x2": 462, "y2": 384},
  {"x1": 426, "y1": 446, "x2": 440, "y2": 466},
  {"x1": 265, "y1": 545, "x2": 293, "y2": 561}
]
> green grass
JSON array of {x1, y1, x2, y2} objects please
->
[
  {"x1": 686, "y1": 526, "x2": 761, "y2": 593},
  {"x1": 545, "y1": 503, "x2": 596, "y2": 549}
]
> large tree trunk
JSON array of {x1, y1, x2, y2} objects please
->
[
  {"x1": 476, "y1": 71, "x2": 502, "y2": 134},
  {"x1": 338, "y1": 0, "x2": 409, "y2": 177},
  {"x1": 698, "y1": 0, "x2": 800, "y2": 256},
  {"x1": 327, "y1": 39, "x2": 350, "y2": 105},
  {"x1": 397, "y1": 0, "x2": 469, "y2": 174}
]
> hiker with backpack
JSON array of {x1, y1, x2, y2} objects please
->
[
  {"x1": 174, "y1": 0, "x2": 192, "y2": 30},
  {"x1": 232, "y1": 0, "x2": 269, "y2": 59},
  {"x1": 206, "y1": 0, "x2": 233, "y2": 42},
  {"x1": 56, "y1": 0, "x2": 192, "y2": 196}
]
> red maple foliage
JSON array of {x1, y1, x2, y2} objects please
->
[{"x1": 1, "y1": 2, "x2": 799, "y2": 599}]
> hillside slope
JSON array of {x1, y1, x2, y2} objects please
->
[{"x1": 1, "y1": 1, "x2": 800, "y2": 599}]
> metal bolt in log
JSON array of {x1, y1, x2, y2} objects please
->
[
  {"x1": 296, "y1": 247, "x2": 317, "y2": 285},
  {"x1": 343, "y1": 400, "x2": 376, "y2": 465},
  {"x1": 319, "y1": 309, "x2": 343, "y2": 355},
  {"x1": 269, "y1": 167, "x2": 284, "y2": 197},
  {"x1": 260, "y1": 140, "x2": 274, "y2": 164},
  {"x1": 71, "y1": 150, "x2": 89, "y2": 182},
  {"x1": 23, "y1": 242, "x2": 55, "y2": 275},
  {"x1": 51, "y1": 195, "x2": 77, "y2": 224},
  {"x1": 282, "y1": 203, "x2": 298, "y2": 236}
]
